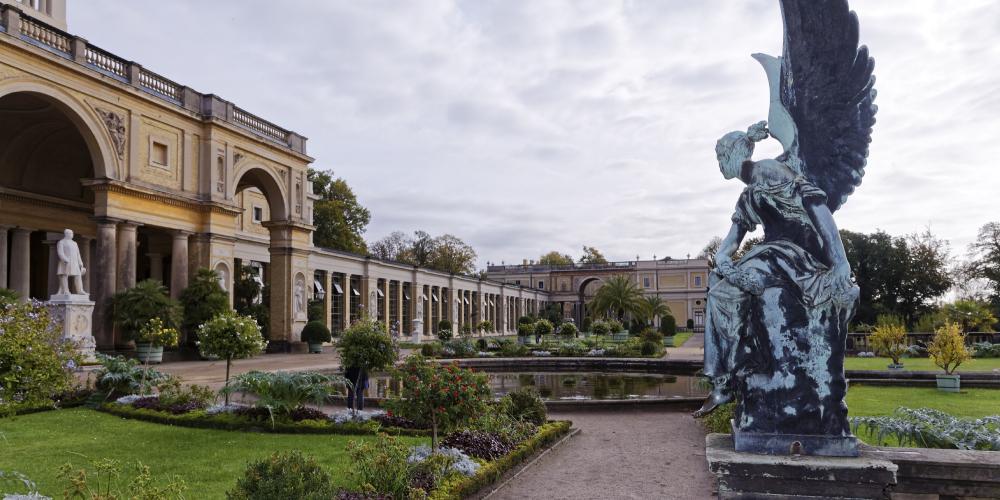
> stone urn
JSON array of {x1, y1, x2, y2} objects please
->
[
  {"x1": 935, "y1": 374, "x2": 960, "y2": 392},
  {"x1": 135, "y1": 342, "x2": 164, "y2": 364}
]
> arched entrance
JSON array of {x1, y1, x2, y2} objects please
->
[{"x1": 575, "y1": 276, "x2": 602, "y2": 325}]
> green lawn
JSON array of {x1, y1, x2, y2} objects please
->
[
  {"x1": 844, "y1": 356, "x2": 1000, "y2": 372},
  {"x1": 0, "y1": 408, "x2": 428, "y2": 499},
  {"x1": 846, "y1": 385, "x2": 1000, "y2": 418},
  {"x1": 672, "y1": 331, "x2": 694, "y2": 347}
]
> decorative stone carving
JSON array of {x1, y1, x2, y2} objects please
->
[
  {"x1": 698, "y1": 0, "x2": 877, "y2": 458},
  {"x1": 47, "y1": 297, "x2": 97, "y2": 362},
  {"x1": 294, "y1": 273, "x2": 306, "y2": 319},
  {"x1": 233, "y1": 152, "x2": 244, "y2": 165},
  {"x1": 95, "y1": 107, "x2": 126, "y2": 159}
]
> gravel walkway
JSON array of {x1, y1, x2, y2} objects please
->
[{"x1": 491, "y1": 408, "x2": 715, "y2": 500}]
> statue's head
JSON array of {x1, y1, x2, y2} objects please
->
[
  {"x1": 715, "y1": 121, "x2": 768, "y2": 180},
  {"x1": 63, "y1": 228, "x2": 74, "y2": 239}
]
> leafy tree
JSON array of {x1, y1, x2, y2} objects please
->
[
  {"x1": 968, "y1": 222, "x2": 1000, "y2": 317},
  {"x1": 640, "y1": 296, "x2": 671, "y2": 325},
  {"x1": 409, "y1": 230, "x2": 435, "y2": 268},
  {"x1": 588, "y1": 275, "x2": 644, "y2": 322},
  {"x1": 234, "y1": 266, "x2": 269, "y2": 339},
  {"x1": 578, "y1": 246, "x2": 608, "y2": 264},
  {"x1": 337, "y1": 316, "x2": 398, "y2": 389},
  {"x1": 940, "y1": 300, "x2": 996, "y2": 332},
  {"x1": 538, "y1": 251, "x2": 573, "y2": 266},
  {"x1": 928, "y1": 322, "x2": 971, "y2": 375},
  {"x1": 198, "y1": 312, "x2": 268, "y2": 404},
  {"x1": 308, "y1": 168, "x2": 370, "y2": 254},
  {"x1": 179, "y1": 269, "x2": 230, "y2": 347},
  {"x1": 368, "y1": 230, "x2": 412, "y2": 262},
  {"x1": 698, "y1": 237, "x2": 722, "y2": 269},
  {"x1": 429, "y1": 234, "x2": 477, "y2": 275}
]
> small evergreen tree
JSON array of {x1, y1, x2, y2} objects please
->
[{"x1": 179, "y1": 269, "x2": 230, "y2": 347}]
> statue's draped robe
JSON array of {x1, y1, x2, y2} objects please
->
[{"x1": 705, "y1": 175, "x2": 857, "y2": 438}]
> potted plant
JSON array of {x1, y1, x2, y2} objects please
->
[
  {"x1": 535, "y1": 318, "x2": 554, "y2": 343},
  {"x1": 179, "y1": 269, "x2": 230, "y2": 349},
  {"x1": 591, "y1": 320, "x2": 610, "y2": 337},
  {"x1": 135, "y1": 318, "x2": 179, "y2": 364},
  {"x1": 198, "y1": 311, "x2": 268, "y2": 404},
  {"x1": 869, "y1": 315, "x2": 908, "y2": 370},
  {"x1": 558, "y1": 322, "x2": 578, "y2": 339},
  {"x1": 660, "y1": 315, "x2": 677, "y2": 347},
  {"x1": 517, "y1": 321, "x2": 536, "y2": 345},
  {"x1": 608, "y1": 319, "x2": 627, "y2": 341},
  {"x1": 111, "y1": 279, "x2": 181, "y2": 349},
  {"x1": 300, "y1": 321, "x2": 332, "y2": 353},
  {"x1": 927, "y1": 321, "x2": 971, "y2": 392}
]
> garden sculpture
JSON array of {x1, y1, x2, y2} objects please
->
[
  {"x1": 55, "y1": 228, "x2": 87, "y2": 297},
  {"x1": 697, "y1": 0, "x2": 877, "y2": 457}
]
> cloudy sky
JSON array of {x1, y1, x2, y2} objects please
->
[{"x1": 71, "y1": 1, "x2": 1000, "y2": 268}]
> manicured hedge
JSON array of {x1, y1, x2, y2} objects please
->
[
  {"x1": 97, "y1": 403, "x2": 431, "y2": 437},
  {"x1": 430, "y1": 420, "x2": 573, "y2": 500},
  {"x1": 4, "y1": 393, "x2": 93, "y2": 418}
]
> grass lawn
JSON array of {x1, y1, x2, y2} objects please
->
[
  {"x1": 846, "y1": 385, "x2": 1000, "y2": 418},
  {"x1": 672, "y1": 331, "x2": 694, "y2": 347},
  {"x1": 844, "y1": 356, "x2": 1000, "y2": 372},
  {"x1": 0, "y1": 408, "x2": 428, "y2": 499}
]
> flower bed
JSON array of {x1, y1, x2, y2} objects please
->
[{"x1": 98, "y1": 399, "x2": 431, "y2": 437}]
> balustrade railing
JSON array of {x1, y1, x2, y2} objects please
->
[
  {"x1": 84, "y1": 44, "x2": 127, "y2": 78},
  {"x1": 18, "y1": 13, "x2": 68, "y2": 53},
  {"x1": 231, "y1": 105, "x2": 289, "y2": 144},
  {"x1": 137, "y1": 68, "x2": 181, "y2": 101}
]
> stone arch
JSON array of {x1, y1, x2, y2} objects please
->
[
  {"x1": 576, "y1": 276, "x2": 604, "y2": 325},
  {"x1": 232, "y1": 162, "x2": 288, "y2": 221},
  {"x1": 0, "y1": 79, "x2": 119, "y2": 180}
]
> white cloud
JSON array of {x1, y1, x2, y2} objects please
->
[{"x1": 69, "y1": 0, "x2": 1000, "y2": 266}]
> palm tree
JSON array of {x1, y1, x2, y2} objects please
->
[
  {"x1": 641, "y1": 296, "x2": 671, "y2": 326},
  {"x1": 588, "y1": 275, "x2": 644, "y2": 322}
]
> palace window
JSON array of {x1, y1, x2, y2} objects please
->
[
  {"x1": 694, "y1": 276, "x2": 702, "y2": 287},
  {"x1": 150, "y1": 141, "x2": 169, "y2": 167},
  {"x1": 252, "y1": 206, "x2": 263, "y2": 224},
  {"x1": 538, "y1": 280, "x2": 544, "y2": 289},
  {"x1": 643, "y1": 277, "x2": 651, "y2": 288}
]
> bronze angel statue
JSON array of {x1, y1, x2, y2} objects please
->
[{"x1": 697, "y1": 0, "x2": 876, "y2": 456}]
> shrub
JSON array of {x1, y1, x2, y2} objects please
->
[
  {"x1": 927, "y1": 322, "x2": 971, "y2": 374},
  {"x1": 59, "y1": 458, "x2": 187, "y2": 500},
  {"x1": 591, "y1": 320, "x2": 610, "y2": 335},
  {"x1": 557, "y1": 322, "x2": 578, "y2": 338},
  {"x1": 607, "y1": 319, "x2": 624, "y2": 333},
  {"x1": 437, "y1": 328, "x2": 454, "y2": 342},
  {"x1": 94, "y1": 354, "x2": 168, "y2": 398},
  {"x1": 640, "y1": 341, "x2": 659, "y2": 356},
  {"x1": 502, "y1": 387, "x2": 547, "y2": 425},
  {"x1": 460, "y1": 323, "x2": 473, "y2": 337},
  {"x1": 659, "y1": 315, "x2": 677, "y2": 336},
  {"x1": 581, "y1": 316, "x2": 593, "y2": 333},
  {"x1": 179, "y1": 268, "x2": 230, "y2": 346},
  {"x1": 870, "y1": 315, "x2": 908, "y2": 365},
  {"x1": 338, "y1": 316, "x2": 398, "y2": 378},
  {"x1": 477, "y1": 320, "x2": 494, "y2": 333},
  {"x1": 385, "y1": 355, "x2": 490, "y2": 450},
  {"x1": 156, "y1": 377, "x2": 216, "y2": 412},
  {"x1": 111, "y1": 279, "x2": 182, "y2": 343},
  {"x1": 227, "y1": 451, "x2": 335, "y2": 500},
  {"x1": 442, "y1": 339, "x2": 476, "y2": 358},
  {"x1": 137, "y1": 317, "x2": 180, "y2": 348},
  {"x1": 223, "y1": 370, "x2": 348, "y2": 418},
  {"x1": 499, "y1": 341, "x2": 529, "y2": 357},
  {"x1": 0, "y1": 287, "x2": 18, "y2": 304},
  {"x1": 698, "y1": 402, "x2": 735, "y2": 434},
  {"x1": 0, "y1": 300, "x2": 81, "y2": 413},
  {"x1": 476, "y1": 338, "x2": 488, "y2": 350},
  {"x1": 851, "y1": 407, "x2": 1000, "y2": 450},
  {"x1": 972, "y1": 342, "x2": 1000, "y2": 358},
  {"x1": 556, "y1": 342, "x2": 587, "y2": 357},
  {"x1": 438, "y1": 319, "x2": 452, "y2": 332},
  {"x1": 346, "y1": 433, "x2": 413, "y2": 499},
  {"x1": 517, "y1": 321, "x2": 536, "y2": 338},
  {"x1": 640, "y1": 328, "x2": 663, "y2": 344},
  {"x1": 467, "y1": 407, "x2": 537, "y2": 446},
  {"x1": 300, "y1": 321, "x2": 332, "y2": 344},
  {"x1": 686, "y1": 318, "x2": 695, "y2": 330},
  {"x1": 198, "y1": 312, "x2": 268, "y2": 404},
  {"x1": 518, "y1": 316, "x2": 534, "y2": 325},
  {"x1": 442, "y1": 430, "x2": 512, "y2": 460},
  {"x1": 629, "y1": 319, "x2": 645, "y2": 335},
  {"x1": 534, "y1": 319, "x2": 554, "y2": 336}
]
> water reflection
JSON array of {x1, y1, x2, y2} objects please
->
[{"x1": 361, "y1": 372, "x2": 710, "y2": 401}]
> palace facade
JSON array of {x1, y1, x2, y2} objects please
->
[{"x1": 0, "y1": 1, "x2": 547, "y2": 349}]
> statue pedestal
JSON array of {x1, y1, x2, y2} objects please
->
[
  {"x1": 411, "y1": 319, "x2": 423, "y2": 344},
  {"x1": 47, "y1": 295, "x2": 97, "y2": 362},
  {"x1": 706, "y1": 434, "x2": 896, "y2": 499}
]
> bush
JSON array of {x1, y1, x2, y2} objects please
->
[
  {"x1": 420, "y1": 343, "x2": 439, "y2": 357},
  {"x1": 502, "y1": 387, "x2": 547, "y2": 425},
  {"x1": 346, "y1": 433, "x2": 414, "y2": 498},
  {"x1": 591, "y1": 320, "x2": 610, "y2": 335},
  {"x1": 438, "y1": 319, "x2": 452, "y2": 332},
  {"x1": 686, "y1": 318, "x2": 695, "y2": 330},
  {"x1": 59, "y1": 458, "x2": 187, "y2": 499},
  {"x1": 499, "y1": 341, "x2": 529, "y2": 357},
  {"x1": 640, "y1": 341, "x2": 659, "y2": 356},
  {"x1": 659, "y1": 315, "x2": 677, "y2": 336},
  {"x1": 534, "y1": 319, "x2": 554, "y2": 337},
  {"x1": 581, "y1": 317, "x2": 593, "y2": 333},
  {"x1": 557, "y1": 322, "x2": 578, "y2": 338},
  {"x1": 517, "y1": 321, "x2": 536, "y2": 338},
  {"x1": 476, "y1": 338, "x2": 488, "y2": 350},
  {"x1": 477, "y1": 320, "x2": 494, "y2": 333},
  {"x1": 0, "y1": 300, "x2": 81, "y2": 413},
  {"x1": 460, "y1": 323, "x2": 473, "y2": 337},
  {"x1": 442, "y1": 339, "x2": 476, "y2": 358},
  {"x1": 137, "y1": 317, "x2": 180, "y2": 348},
  {"x1": 629, "y1": 319, "x2": 645, "y2": 335},
  {"x1": 556, "y1": 342, "x2": 586, "y2": 357},
  {"x1": 111, "y1": 279, "x2": 182, "y2": 342},
  {"x1": 300, "y1": 321, "x2": 332, "y2": 344},
  {"x1": 467, "y1": 407, "x2": 537, "y2": 446},
  {"x1": 928, "y1": 322, "x2": 971, "y2": 374},
  {"x1": 385, "y1": 355, "x2": 490, "y2": 450},
  {"x1": 437, "y1": 328, "x2": 453, "y2": 342},
  {"x1": 198, "y1": 312, "x2": 268, "y2": 404},
  {"x1": 156, "y1": 377, "x2": 216, "y2": 412},
  {"x1": 518, "y1": 316, "x2": 534, "y2": 325},
  {"x1": 870, "y1": 315, "x2": 908, "y2": 365},
  {"x1": 94, "y1": 354, "x2": 168, "y2": 398},
  {"x1": 228, "y1": 451, "x2": 335, "y2": 500},
  {"x1": 442, "y1": 430, "x2": 512, "y2": 460},
  {"x1": 338, "y1": 316, "x2": 398, "y2": 374},
  {"x1": 640, "y1": 328, "x2": 663, "y2": 344},
  {"x1": 972, "y1": 342, "x2": 1000, "y2": 358},
  {"x1": 223, "y1": 371, "x2": 348, "y2": 418},
  {"x1": 179, "y1": 268, "x2": 230, "y2": 346},
  {"x1": 698, "y1": 402, "x2": 735, "y2": 434},
  {"x1": 851, "y1": 407, "x2": 1000, "y2": 450},
  {"x1": 607, "y1": 319, "x2": 624, "y2": 333}
]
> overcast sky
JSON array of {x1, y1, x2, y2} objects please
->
[{"x1": 71, "y1": 1, "x2": 1000, "y2": 268}]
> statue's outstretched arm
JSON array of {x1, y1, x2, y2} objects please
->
[
  {"x1": 715, "y1": 222, "x2": 746, "y2": 270},
  {"x1": 806, "y1": 201, "x2": 852, "y2": 290}
]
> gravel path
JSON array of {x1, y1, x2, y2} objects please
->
[{"x1": 491, "y1": 408, "x2": 715, "y2": 500}]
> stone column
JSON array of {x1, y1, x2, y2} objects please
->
[
  {"x1": 147, "y1": 253, "x2": 163, "y2": 282},
  {"x1": 322, "y1": 271, "x2": 332, "y2": 331},
  {"x1": 92, "y1": 218, "x2": 118, "y2": 349},
  {"x1": 0, "y1": 225, "x2": 10, "y2": 290},
  {"x1": 77, "y1": 236, "x2": 92, "y2": 294},
  {"x1": 342, "y1": 275, "x2": 352, "y2": 330},
  {"x1": 170, "y1": 230, "x2": 191, "y2": 300},
  {"x1": 396, "y1": 282, "x2": 405, "y2": 330},
  {"x1": 9, "y1": 227, "x2": 32, "y2": 300},
  {"x1": 44, "y1": 233, "x2": 60, "y2": 297},
  {"x1": 116, "y1": 222, "x2": 139, "y2": 291}
]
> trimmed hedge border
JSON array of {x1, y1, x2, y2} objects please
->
[
  {"x1": 430, "y1": 420, "x2": 573, "y2": 500},
  {"x1": 97, "y1": 403, "x2": 432, "y2": 437},
  {"x1": 4, "y1": 397, "x2": 92, "y2": 418}
]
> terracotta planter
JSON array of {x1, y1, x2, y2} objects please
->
[
  {"x1": 307, "y1": 343, "x2": 323, "y2": 354},
  {"x1": 135, "y1": 342, "x2": 164, "y2": 364},
  {"x1": 935, "y1": 374, "x2": 960, "y2": 393}
]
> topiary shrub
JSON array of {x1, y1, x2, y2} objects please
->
[
  {"x1": 591, "y1": 320, "x2": 610, "y2": 336},
  {"x1": 502, "y1": 387, "x2": 547, "y2": 425},
  {"x1": 339, "y1": 316, "x2": 399, "y2": 391},
  {"x1": 179, "y1": 269, "x2": 230, "y2": 347},
  {"x1": 227, "y1": 451, "x2": 335, "y2": 500},
  {"x1": 607, "y1": 319, "x2": 624, "y2": 333},
  {"x1": 300, "y1": 321, "x2": 332, "y2": 345},
  {"x1": 438, "y1": 319, "x2": 452, "y2": 332},
  {"x1": 928, "y1": 322, "x2": 971, "y2": 374},
  {"x1": 870, "y1": 315, "x2": 908, "y2": 366},
  {"x1": 557, "y1": 322, "x2": 578, "y2": 338},
  {"x1": 581, "y1": 316, "x2": 593, "y2": 334},
  {"x1": 518, "y1": 316, "x2": 534, "y2": 325},
  {"x1": 686, "y1": 318, "x2": 695, "y2": 330},
  {"x1": 659, "y1": 315, "x2": 677, "y2": 336},
  {"x1": 640, "y1": 328, "x2": 663, "y2": 345},
  {"x1": 517, "y1": 321, "x2": 536, "y2": 338},
  {"x1": 197, "y1": 312, "x2": 268, "y2": 404},
  {"x1": 112, "y1": 279, "x2": 182, "y2": 343},
  {"x1": 437, "y1": 328, "x2": 453, "y2": 342},
  {"x1": 640, "y1": 340, "x2": 659, "y2": 356},
  {"x1": 534, "y1": 319, "x2": 554, "y2": 337}
]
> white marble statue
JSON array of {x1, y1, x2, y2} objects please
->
[
  {"x1": 55, "y1": 229, "x2": 86, "y2": 297},
  {"x1": 294, "y1": 276, "x2": 306, "y2": 316}
]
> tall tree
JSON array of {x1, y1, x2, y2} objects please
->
[
  {"x1": 538, "y1": 251, "x2": 574, "y2": 266},
  {"x1": 579, "y1": 246, "x2": 608, "y2": 265},
  {"x1": 409, "y1": 230, "x2": 435, "y2": 268},
  {"x1": 968, "y1": 222, "x2": 1000, "y2": 312},
  {"x1": 369, "y1": 231, "x2": 413, "y2": 262},
  {"x1": 640, "y1": 296, "x2": 671, "y2": 325},
  {"x1": 308, "y1": 168, "x2": 370, "y2": 254},
  {"x1": 429, "y1": 234, "x2": 477, "y2": 275},
  {"x1": 699, "y1": 237, "x2": 723, "y2": 269},
  {"x1": 588, "y1": 275, "x2": 644, "y2": 321}
]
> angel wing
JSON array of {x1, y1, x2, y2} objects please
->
[{"x1": 774, "y1": 0, "x2": 877, "y2": 212}]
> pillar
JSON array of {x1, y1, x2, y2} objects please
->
[
  {"x1": 44, "y1": 233, "x2": 60, "y2": 297},
  {"x1": 396, "y1": 282, "x2": 405, "y2": 330},
  {"x1": 343, "y1": 275, "x2": 352, "y2": 330},
  {"x1": 78, "y1": 235, "x2": 92, "y2": 294},
  {"x1": 93, "y1": 218, "x2": 118, "y2": 349},
  {"x1": 116, "y1": 222, "x2": 139, "y2": 291},
  {"x1": 323, "y1": 271, "x2": 332, "y2": 331},
  {"x1": 9, "y1": 227, "x2": 32, "y2": 300},
  {"x1": 0, "y1": 225, "x2": 10, "y2": 290},
  {"x1": 170, "y1": 230, "x2": 190, "y2": 300}
]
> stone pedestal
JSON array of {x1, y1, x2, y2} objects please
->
[
  {"x1": 706, "y1": 434, "x2": 897, "y2": 499},
  {"x1": 411, "y1": 318, "x2": 423, "y2": 344},
  {"x1": 47, "y1": 295, "x2": 97, "y2": 361}
]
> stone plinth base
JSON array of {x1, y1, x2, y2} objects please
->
[
  {"x1": 706, "y1": 434, "x2": 896, "y2": 499},
  {"x1": 411, "y1": 320, "x2": 423, "y2": 344},
  {"x1": 734, "y1": 426, "x2": 860, "y2": 457},
  {"x1": 47, "y1": 296, "x2": 97, "y2": 362}
]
